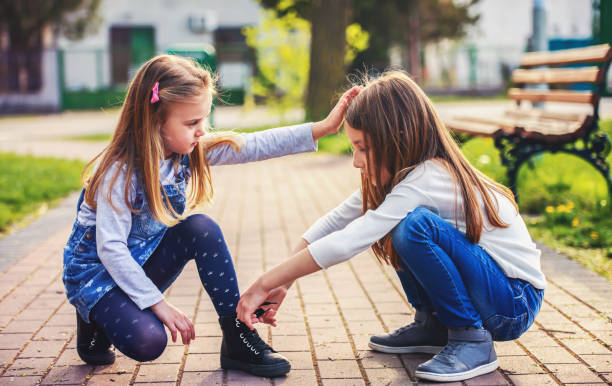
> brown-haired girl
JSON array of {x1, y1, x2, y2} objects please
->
[
  {"x1": 62, "y1": 54, "x2": 360, "y2": 377},
  {"x1": 237, "y1": 70, "x2": 545, "y2": 382}
]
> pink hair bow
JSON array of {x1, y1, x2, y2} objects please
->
[{"x1": 150, "y1": 82, "x2": 160, "y2": 104}]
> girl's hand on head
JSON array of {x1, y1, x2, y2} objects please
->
[
  {"x1": 236, "y1": 280, "x2": 270, "y2": 330},
  {"x1": 312, "y1": 86, "x2": 362, "y2": 141},
  {"x1": 150, "y1": 300, "x2": 195, "y2": 345}
]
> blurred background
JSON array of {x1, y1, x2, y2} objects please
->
[
  {"x1": 0, "y1": 0, "x2": 609, "y2": 118},
  {"x1": 1, "y1": 1, "x2": 612, "y2": 279}
]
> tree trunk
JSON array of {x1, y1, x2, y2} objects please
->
[
  {"x1": 306, "y1": 0, "x2": 349, "y2": 121},
  {"x1": 407, "y1": 11, "x2": 421, "y2": 82}
]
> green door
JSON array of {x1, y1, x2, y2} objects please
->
[{"x1": 130, "y1": 27, "x2": 155, "y2": 68}]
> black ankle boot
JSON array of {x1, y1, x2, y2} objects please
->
[
  {"x1": 76, "y1": 312, "x2": 115, "y2": 365},
  {"x1": 218, "y1": 315, "x2": 290, "y2": 377}
]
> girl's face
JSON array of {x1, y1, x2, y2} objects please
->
[
  {"x1": 161, "y1": 90, "x2": 212, "y2": 158},
  {"x1": 345, "y1": 122, "x2": 391, "y2": 186}
]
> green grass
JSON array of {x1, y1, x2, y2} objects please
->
[
  {"x1": 0, "y1": 153, "x2": 85, "y2": 232},
  {"x1": 429, "y1": 93, "x2": 509, "y2": 104},
  {"x1": 63, "y1": 133, "x2": 113, "y2": 142}
]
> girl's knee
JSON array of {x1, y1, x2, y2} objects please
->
[
  {"x1": 117, "y1": 320, "x2": 167, "y2": 362},
  {"x1": 183, "y1": 214, "x2": 223, "y2": 239},
  {"x1": 391, "y1": 207, "x2": 436, "y2": 248}
]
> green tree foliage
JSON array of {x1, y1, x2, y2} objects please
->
[
  {"x1": 351, "y1": 0, "x2": 480, "y2": 74},
  {"x1": 256, "y1": 0, "x2": 477, "y2": 119},
  {"x1": 0, "y1": 0, "x2": 102, "y2": 48},
  {"x1": 0, "y1": 0, "x2": 102, "y2": 92},
  {"x1": 256, "y1": 0, "x2": 356, "y2": 120},
  {"x1": 243, "y1": 9, "x2": 311, "y2": 118}
]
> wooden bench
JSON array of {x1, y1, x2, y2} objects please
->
[{"x1": 445, "y1": 44, "x2": 612, "y2": 202}]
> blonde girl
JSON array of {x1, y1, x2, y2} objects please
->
[
  {"x1": 237, "y1": 70, "x2": 545, "y2": 382},
  {"x1": 62, "y1": 54, "x2": 359, "y2": 377}
]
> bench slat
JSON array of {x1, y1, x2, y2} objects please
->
[
  {"x1": 503, "y1": 108, "x2": 588, "y2": 123},
  {"x1": 445, "y1": 112, "x2": 592, "y2": 144},
  {"x1": 520, "y1": 44, "x2": 612, "y2": 67},
  {"x1": 445, "y1": 119, "x2": 501, "y2": 137},
  {"x1": 511, "y1": 67, "x2": 602, "y2": 84},
  {"x1": 508, "y1": 88, "x2": 597, "y2": 104}
]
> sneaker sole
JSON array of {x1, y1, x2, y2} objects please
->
[
  {"x1": 368, "y1": 341, "x2": 443, "y2": 354},
  {"x1": 415, "y1": 359, "x2": 499, "y2": 382},
  {"x1": 220, "y1": 355, "x2": 291, "y2": 377}
]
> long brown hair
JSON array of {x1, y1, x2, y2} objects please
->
[
  {"x1": 345, "y1": 70, "x2": 517, "y2": 269},
  {"x1": 83, "y1": 54, "x2": 240, "y2": 226}
]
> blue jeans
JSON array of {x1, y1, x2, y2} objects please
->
[{"x1": 391, "y1": 207, "x2": 544, "y2": 341}]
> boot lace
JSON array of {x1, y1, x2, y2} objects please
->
[
  {"x1": 392, "y1": 320, "x2": 422, "y2": 336},
  {"x1": 235, "y1": 318, "x2": 272, "y2": 356}
]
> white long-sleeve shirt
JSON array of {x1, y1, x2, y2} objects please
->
[
  {"x1": 303, "y1": 159, "x2": 546, "y2": 290},
  {"x1": 76, "y1": 123, "x2": 316, "y2": 309}
]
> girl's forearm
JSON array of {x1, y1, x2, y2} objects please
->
[
  {"x1": 259, "y1": 247, "x2": 321, "y2": 291},
  {"x1": 279, "y1": 238, "x2": 311, "y2": 290}
]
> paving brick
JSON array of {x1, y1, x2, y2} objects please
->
[
  {"x1": 506, "y1": 373, "x2": 558, "y2": 385},
  {"x1": 2, "y1": 320, "x2": 43, "y2": 334},
  {"x1": 194, "y1": 322, "x2": 222, "y2": 337},
  {"x1": 0, "y1": 349, "x2": 19, "y2": 366},
  {"x1": 528, "y1": 345, "x2": 581, "y2": 364},
  {"x1": 321, "y1": 379, "x2": 366, "y2": 386},
  {"x1": 87, "y1": 372, "x2": 134, "y2": 385},
  {"x1": 19, "y1": 340, "x2": 65, "y2": 358},
  {"x1": 188, "y1": 336, "x2": 222, "y2": 354},
  {"x1": 183, "y1": 353, "x2": 220, "y2": 372},
  {"x1": 40, "y1": 364, "x2": 92, "y2": 385},
  {"x1": 0, "y1": 334, "x2": 31, "y2": 350},
  {"x1": 314, "y1": 342, "x2": 355, "y2": 360},
  {"x1": 0, "y1": 375, "x2": 44, "y2": 385},
  {"x1": 317, "y1": 359, "x2": 361, "y2": 378},
  {"x1": 44, "y1": 313, "x2": 74, "y2": 327},
  {"x1": 272, "y1": 335, "x2": 311, "y2": 352},
  {"x1": 275, "y1": 369, "x2": 319, "y2": 385},
  {"x1": 91, "y1": 353, "x2": 136, "y2": 375},
  {"x1": 560, "y1": 338, "x2": 610, "y2": 355},
  {"x1": 494, "y1": 341, "x2": 525, "y2": 356},
  {"x1": 546, "y1": 363, "x2": 603, "y2": 383},
  {"x1": 283, "y1": 351, "x2": 314, "y2": 370},
  {"x1": 226, "y1": 370, "x2": 270, "y2": 385},
  {"x1": 399, "y1": 353, "x2": 433, "y2": 375},
  {"x1": 464, "y1": 370, "x2": 509, "y2": 385},
  {"x1": 358, "y1": 350, "x2": 403, "y2": 369},
  {"x1": 3, "y1": 357, "x2": 53, "y2": 377},
  {"x1": 580, "y1": 353, "x2": 612, "y2": 373},
  {"x1": 150, "y1": 344, "x2": 185, "y2": 364},
  {"x1": 497, "y1": 355, "x2": 546, "y2": 375},
  {"x1": 134, "y1": 362, "x2": 180, "y2": 383},
  {"x1": 364, "y1": 367, "x2": 411, "y2": 385},
  {"x1": 32, "y1": 326, "x2": 73, "y2": 341},
  {"x1": 179, "y1": 370, "x2": 224, "y2": 385}
]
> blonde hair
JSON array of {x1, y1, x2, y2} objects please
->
[
  {"x1": 83, "y1": 54, "x2": 240, "y2": 226},
  {"x1": 345, "y1": 70, "x2": 517, "y2": 269}
]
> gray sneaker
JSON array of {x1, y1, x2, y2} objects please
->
[
  {"x1": 415, "y1": 327, "x2": 499, "y2": 382},
  {"x1": 368, "y1": 311, "x2": 447, "y2": 354}
]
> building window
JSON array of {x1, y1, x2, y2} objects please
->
[{"x1": 0, "y1": 27, "x2": 43, "y2": 93}]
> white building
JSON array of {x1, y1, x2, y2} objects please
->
[
  {"x1": 422, "y1": 0, "x2": 593, "y2": 92},
  {"x1": 1, "y1": 0, "x2": 261, "y2": 112}
]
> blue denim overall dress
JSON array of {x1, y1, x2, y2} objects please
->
[{"x1": 63, "y1": 162, "x2": 188, "y2": 323}]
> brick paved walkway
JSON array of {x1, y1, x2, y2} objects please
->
[{"x1": 0, "y1": 154, "x2": 611, "y2": 385}]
